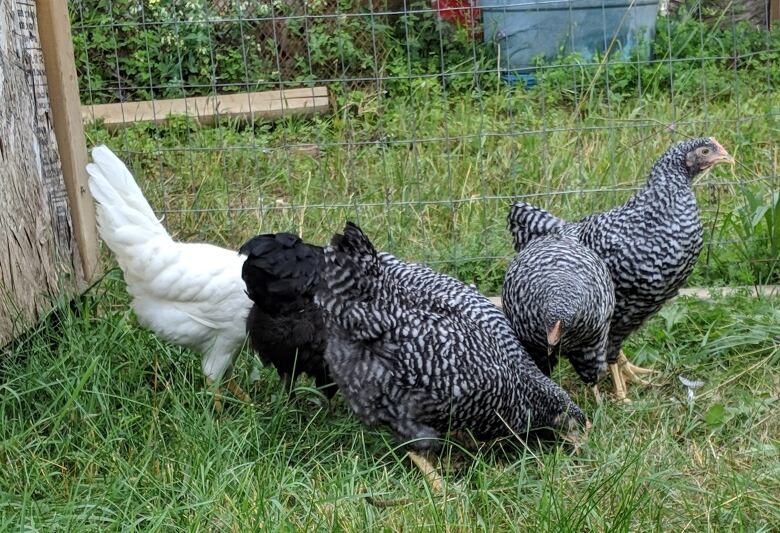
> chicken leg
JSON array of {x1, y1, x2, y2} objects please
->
[
  {"x1": 618, "y1": 351, "x2": 659, "y2": 386},
  {"x1": 226, "y1": 378, "x2": 252, "y2": 404},
  {"x1": 608, "y1": 363, "x2": 631, "y2": 404},
  {"x1": 207, "y1": 378, "x2": 224, "y2": 412},
  {"x1": 207, "y1": 377, "x2": 251, "y2": 412},
  {"x1": 407, "y1": 451, "x2": 444, "y2": 493},
  {"x1": 590, "y1": 385, "x2": 603, "y2": 406},
  {"x1": 609, "y1": 351, "x2": 660, "y2": 402},
  {"x1": 364, "y1": 451, "x2": 445, "y2": 508}
]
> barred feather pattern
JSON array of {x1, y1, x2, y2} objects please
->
[
  {"x1": 502, "y1": 234, "x2": 615, "y2": 385},
  {"x1": 507, "y1": 138, "x2": 719, "y2": 364},
  {"x1": 318, "y1": 223, "x2": 586, "y2": 451}
]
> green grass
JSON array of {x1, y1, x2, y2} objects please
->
[{"x1": 1, "y1": 272, "x2": 778, "y2": 530}]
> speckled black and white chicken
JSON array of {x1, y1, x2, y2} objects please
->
[
  {"x1": 318, "y1": 222, "x2": 588, "y2": 491},
  {"x1": 508, "y1": 137, "x2": 734, "y2": 402},
  {"x1": 239, "y1": 233, "x2": 335, "y2": 398},
  {"x1": 86, "y1": 146, "x2": 252, "y2": 410},
  {"x1": 502, "y1": 234, "x2": 615, "y2": 404}
]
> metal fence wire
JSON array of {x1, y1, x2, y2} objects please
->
[{"x1": 71, "y1": 0, "x2": 780, "y2": 291}]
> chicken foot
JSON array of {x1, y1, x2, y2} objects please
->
[
  {"x1": 207, "y1": 377, "x2": 252, "y2": 412},
  {"x1": 608, "y1": 363, "x2": 631, "y2": 404},
  {"x1": 618, "y1": 351, "x2": 659, "y2": 386},
  {"x1": 609, "y1": 351, "x2": 661, "y2": 403},
  {"x1": 590, "y1": 385, "x2": 603, "y2": 406},
  {"x1": 364, "y1": 451, "x2": 446, "y2": 508}
]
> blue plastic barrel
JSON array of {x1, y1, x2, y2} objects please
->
[{"x1": 480, "y1": 0, "x2": 659, "y2": 72}]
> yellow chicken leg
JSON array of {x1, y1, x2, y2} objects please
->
[
  {"x1": 407, "y1": 451, "x2": 444, "y2": 493},
  {"x1": 618, "y1": 351, "x2": 659, "y2": 386},
  {"x1": 590, "y1": 385, "x2": 603, "y2": 406},
  {"x1": 364, "y1": 451, "x2": 445, "y2": 508},
  {"x1": 609, "y1": 363, "x2": 631, "y2": 404},
  {"x1": 207, "y1": 378, "x2": 224, "y2": 412},
  {"x1": 207, "y1": 377, "x2": 251, "y2": 412},
  {"x1": 226, "y1": 378, "x2": 252, "y2": 404}
]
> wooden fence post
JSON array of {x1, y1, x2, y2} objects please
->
[
  {"x1": 772, "y1": 0, "x2": 780, "y2": 28},
  {"x1": 36, "y1": 0, "x2": 98, "y2": 282}
]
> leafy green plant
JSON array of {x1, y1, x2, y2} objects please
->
[
  {"x1": 70, "y1": 0, "x2": 395, "y2": 102},
  {"x1": 721, "y1": 188, "x2": 780, "y2": 285}
]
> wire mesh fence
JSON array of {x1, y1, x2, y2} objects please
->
[{"x1": 70, "y1": 0, "x2": 780, "y2": 292}]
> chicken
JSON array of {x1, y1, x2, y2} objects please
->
[
  {"x1": 239, "y1": 233, "x2": 335, "y2": 398},
  {"x1": 508, "y1": 137, "x2": 734, "y2": 402},
  {"x1": 502, "y1": 234, "x2": 615, "y2": 404},
  {"x1": 318, "y1": 222, "x2": 587, "y2": 494},
  {"x1": 86, "y1": 145, "x2": 252, "y2": 410}
]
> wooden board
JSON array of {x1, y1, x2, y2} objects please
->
[
  {"x1": 487, "y1": 285, "x2": 779, "y2": 309},
  {"x1": 0, "y1": 0, "x2": 82, "y2": 346},
  {"x1": 37, "y1": 0, "x2": 98, "y2": 282},
  {"x1": 82, "y1": 87, "x2": 331, "y2": 128},
  {"x1": 772, "y1": 0, "x2": 780, "y2": 27}
]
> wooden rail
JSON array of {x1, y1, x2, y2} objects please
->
[
  {"x1": 487, "y1": 285, "x2": 780, "y2": 309},
  {"x1": 82, "y1": 87, "x2": 331, "y2": 128}
]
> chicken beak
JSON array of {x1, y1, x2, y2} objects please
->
[
  {"x1": 705, "y1": 139, "x2": 735, "y2": 168},
  {"x1": 547, "y1": 320, "x2": 562, "y2": 346},
  {"x1": 561, "y1": 418, "x2": 591, "y2": 455}
]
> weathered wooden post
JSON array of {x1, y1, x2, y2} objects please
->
[{"x1": 0, "y1": 0, "x2": 98, "y2": 346}]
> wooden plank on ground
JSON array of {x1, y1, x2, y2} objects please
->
[
  {"x1": 82, "y1": 87, "x2": 331, "y2": 128},
  {"x1": 37, "y1": 0, "x2": 99, "y2": 282},
  {"x1": 487, "y1": 285, "x2": 780, "y2": 310}
]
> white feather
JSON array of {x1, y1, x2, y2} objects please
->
[{"x1": 86, "y1": 145, "x2": 253, "y2": 382}]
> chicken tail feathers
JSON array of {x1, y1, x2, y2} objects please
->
[
  {"x1": 507, "y1": 201, "x2": 567, "y2": 251},
  {"x1": 86, "y1": 145, "x2": 170, "y2": 249},
  {"x1": 239, "y1": 233, "x2": 324, "y2": 305},
  {"x1": 324, "y1": 222, "x2": 381, "y2": 298},
  {"x1": 320, "y1": 222, "x2": 396, "y2": 340}
]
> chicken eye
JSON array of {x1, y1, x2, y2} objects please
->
[{"x1": 700, "y1": 148, "x2": 710, "y2": 155}]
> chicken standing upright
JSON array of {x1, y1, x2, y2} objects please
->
[
  {"x1": 86, "y1": 145, "x2": 252, "y2": 410},
  {"x1": 508, "y1": 137, "x2": 734, "y2": 402},
  {"x1": 239, "y1": 233, "x2": 335, "y2": 398},
  {"x1": 502, "y1": 234, "x2": 615, "y2": 404},
  {"x1": 318, "y1": 222, "x2": 588, "y2": 492}
]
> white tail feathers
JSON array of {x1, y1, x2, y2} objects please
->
[{"x1": 87, "y1": 145, "x2": 170, "y2": 249}]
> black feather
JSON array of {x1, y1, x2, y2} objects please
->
[{"x1": 240, "y1": 233, "x2": 335, "y2": 397}]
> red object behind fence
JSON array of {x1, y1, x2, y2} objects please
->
[{"x1": 432, "y1": 0, "x2": 482, "y2": 37}]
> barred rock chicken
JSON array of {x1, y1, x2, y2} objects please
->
[
  {"x1": 502, "y1": 234, "x2": 615, "y2": 404},
  {"x1": 86, "y1": 145, "x2": 252, "y2": 410},
  {"x1": 508, "y1": 137, "x2": 734, "y2": 402},
  {"x1": 318, "y1": 222, "x2": 587, "y2": 492},
  {"x1": 239, "y1": 233, "x2": 335, "y2": 398}
]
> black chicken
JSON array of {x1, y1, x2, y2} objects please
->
[
  {"x1": 239, "y1": 233, "x2": 335, "y2": 398},
  {"x1": 508, "y1": 137, "x2": 734, "y2": 402},
  {"x1": 318, "y1": 222, "x2": 587, "y2": 493}
]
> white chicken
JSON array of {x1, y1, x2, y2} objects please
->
[{"x1": 86, "y1": 145, "x2": 253, "y2": 410}]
